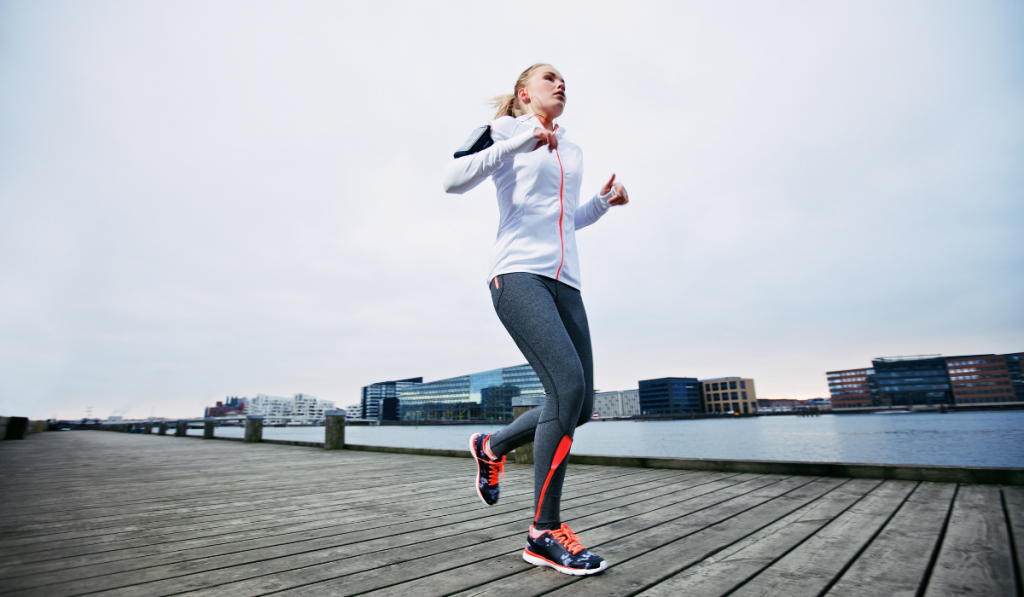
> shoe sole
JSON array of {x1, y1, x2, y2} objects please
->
[
  {"x1": 469, "y1": 433, "x2": 494, "y2": 506},
  {"x1": 523, "y1": 549, "x2": 608, "y2": 576}
]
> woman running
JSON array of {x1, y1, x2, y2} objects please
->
[{"x1": 442, "y1": 63, "x2": 629, "y2": 575}]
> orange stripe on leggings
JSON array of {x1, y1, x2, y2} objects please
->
[{"x1": 534, "y1": 435, "x2": 573, "y2": 523}]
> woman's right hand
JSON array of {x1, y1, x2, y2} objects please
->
[{"x1": 533, "y1": 127, "x2": 559, "y2": 152}]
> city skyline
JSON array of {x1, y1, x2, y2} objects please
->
[{"x1": 2, "y1": 1, "x2": 1021, "y2": 420}]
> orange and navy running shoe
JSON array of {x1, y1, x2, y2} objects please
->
[
  {"x1": 523, "y1": 523, "x2": 607, "y2": 575},
  {"x1": 470, "y1": 433, "x2": 504, "y2": 505}
]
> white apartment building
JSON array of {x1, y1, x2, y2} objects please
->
[
  {"x1": 346, "y1": 404, "x2": 362, "y2": 419},
  {"x1": 246, "y1": 394, "x2": 336, "y2": 425},
  {"x1": 593, "y1": 390, "x2": 641, "y2": 418},
  {"x1": 246, "y1": 395, "x2": 292, "y2": 425}
]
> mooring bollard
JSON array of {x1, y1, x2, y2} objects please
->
[
  {"x1": 203, "y1": 418, "x2": 215, "y2": 439},
  {"x1": 175, "y1": 420, "x2": 187, "y2": 437},
  {"x1": 244, "y1": 415, "x2": 264, "y2": 443},
  {"x1": 158, "y1": 422, "x2": 168, "y2": 435},
  {"x1": 324, "y1": 410, "x2": 346, "y2": 450},
  {"x1": 4, "y1": 417, "x2": 29, "y2": 440}
]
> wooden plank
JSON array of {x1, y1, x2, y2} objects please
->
[
  {"x1": 545, "y1": 477, "x2": 858, "y2": 597},
  {"x1": 0, "y1": 469, "x2": 676, "y2": 591},
  {"x1": 923, "y1": 484, "x2": 1018, "y2": 597},
  {"x1": 0, "y1": 468, "x2": 642, "y2": 574},
  {"x1": 824, "y1": 482, "x2": 956, "y2": 597},
  {"x1": 1004, "y1": 485, "x2": 1024, "y2": 589},
  {"x1": 139, "y1": 474, "x2": 760, "y2": 597},
  {"x1": 0, "y1": 468, "x2": 647, "y2": 575},
  {"x1": 333, "y1": 476, "x2": 813, "y2": 597},
  {"x1": 437, "y1": 476, "x2": 832, "y2": 597},
  {"x1": 0, "y1": 468, "x2": 711, "y2": 596},
  {"x1": 719, "y1": 480, "x2": 918, "y2": 597},
  {"x1": 1, "y1": 453, "x2": 457, "y2": 518},
  {"x1": 632, "y1": 478, "x2": 882, "y2": 597}
]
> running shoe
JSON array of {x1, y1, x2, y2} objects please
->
[
  {"x1": 470, "y1": 433, "x2": 504, "y2": 505},
  {"x1": 523, "y1": 524, "x2": 607, "y2": 575}
]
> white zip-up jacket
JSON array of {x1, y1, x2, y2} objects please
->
[{"x1": 442, "y1": 114, "x2": 613, "y2": 290}]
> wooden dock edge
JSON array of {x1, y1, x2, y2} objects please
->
[{"x1": 173, "y1": 434, "x2": 1024, "y2": 485}]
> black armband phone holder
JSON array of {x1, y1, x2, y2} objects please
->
[{"x1": 453, "y1": 125, "x2": 494, "y2": 158}]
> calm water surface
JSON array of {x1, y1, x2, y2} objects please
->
[{"x1": 197, "y1": 411, "x2": 1024, "y2": 468}]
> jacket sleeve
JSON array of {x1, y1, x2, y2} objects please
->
[
  {"x1": 442, "y1": 120, "x2": 537, "y2": 194},
  {"x1": 574, "y1": 190, "x2": 615, "y2": 230}
]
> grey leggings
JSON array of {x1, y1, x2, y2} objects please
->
[{"x1": 486, "y1": 273, "x2": 594, "y2": 530}]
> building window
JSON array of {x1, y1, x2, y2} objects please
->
[
  {"x1": 740, "y1": 380, "x2": 746, "y2": 389},
  {"x1": 730, "y1": 381, "x2": 738, "y2": 390},
  {"x1": 712, "y1": 383, "x2": 719, "y2": 391},
  {"x1": 742, "y1": 391, "x2": 747, "y2": 399},
  {"x1": 731, "y1": 392, "x2": 738, "y2": 399}
]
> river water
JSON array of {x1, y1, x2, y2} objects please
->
[{"x1": 192, "y1": 410, "x2": 1024, "y2": 468}]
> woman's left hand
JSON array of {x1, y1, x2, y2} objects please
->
[{"x1": 601, "y1": 174, "x2": 629, "y2": 206}]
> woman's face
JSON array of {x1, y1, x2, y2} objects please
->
[{"x1": 521, "y1": 66, "x2": 566, "y2": 119}]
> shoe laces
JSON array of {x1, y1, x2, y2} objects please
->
[
  {"x1": 486, "y1": 455, "x2": 505, "y2": 485},
  {"x1": 551, "y1": 523, "x2": 585, "y2": 555}
]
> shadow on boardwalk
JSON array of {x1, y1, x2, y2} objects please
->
[{"x1": 0, "y1": 432, "x2": 1021, "y2": 596}]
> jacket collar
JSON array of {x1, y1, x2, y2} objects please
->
[{"x1": 517, "y1": 113, "x2": 565, "y2": 137}]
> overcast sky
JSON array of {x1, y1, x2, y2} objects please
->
[{"x1": 1, "y1": 1, "x2": 1021, "y2": 420}]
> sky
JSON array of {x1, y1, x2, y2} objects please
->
[{"x1": 1, "y1": 1, "x2": 1021, "y2": 420}]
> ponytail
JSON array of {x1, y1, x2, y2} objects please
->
[
  {"x1": 489, "y1": 93, "x2": 520, "y2": 119},
  {"x1": 489, "y1": 63, "x2": 549, "y2": 120}
]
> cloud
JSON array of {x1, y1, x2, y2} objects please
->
[{"x1": 1, "y1": 0, "x2": 1021, "y2": 419}]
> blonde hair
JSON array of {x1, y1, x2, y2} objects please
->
[{"x1": 489, "y1": 63, "x2": 550, "y2": 119}]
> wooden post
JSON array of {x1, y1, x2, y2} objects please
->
[
  {"x1": 512, "y1": 405, "x2": 536, "y2": 465},
  {"x1": 144, "y1": 422, "x2": 153, "y2": 434},
  {"x1": 324, "y1": 410, "x2": 346, "y2": 450},
  {"x1": 4, "y1": 417, "x2": 28, "y2": 440},
  {"x1": 203, "y1": 418, "x2": 215, "y2": 439},
  {"x1": 244, "y1": 415, "x2": 264, "y2": 443},
  {"x1": 158, "y1": 422, "x2": 168, "y2": 435},
  {"x1": 175, "y1": 420, "x2": 187, "y2": 437}
]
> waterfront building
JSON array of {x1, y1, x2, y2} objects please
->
[
  {"x1": 757, "y1": 398, "x2": 805, "y2": 412},
  {"x1": 246, "y1": 395, "x2": 292, "y2": 425},
  {"x1": 828, "y1": 351, "x2": 1023, "y2": 409},
  {"x1": 699, "y1": 377, "x2": 758, "y2": 414},
  {"x1": 398, "y1": 364, "x2": 544, "y2": 422},
  {"x1": 638, "y1": 377, "x2": 702, "y2": 415},
  {"x1": 361, "y1": 378, "x2": 423, "y2": 421},
  {"x1": 826, "y1": 368, "x2": 877, "y2": 408},
  {"x1": 1008, "y1": 353, "x2": 1024, "y2": 401},
  {"x1": 245, "y1": 394, "x2": 334, "y2": 425},
  {"x1": 345, "y1": 404, "x2": 361, "y2": 419},
  {"x1": 205, "y1": 397, "x2": 246, "y2": 418},
  {"x1": 593, "y1": 390, "x2": 640, "y2": 418},
  {"x1": 947, "y1": 354, "x2": 1018, "y2": 405},
  {"x1": 873, "y1": 356, "x2": 952, "y2": 407}
]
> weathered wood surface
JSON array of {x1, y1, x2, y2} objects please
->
[{"x1": 0, "y1": 432, "x2": 1019, "y2": 597}]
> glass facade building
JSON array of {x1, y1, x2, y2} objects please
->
[
  {"x1": 829, "y1": 351, "x2": 1023, "y2": 409},
  {"x1": 638, "y1": 377, "x2": 702, "y2": 414},
  {"x1": 871, "y1": 356, "x2": 951, "y2": 407},
  {"x1": 398, "y1": 364, "x2": 544, "y2": 422},
  {"x1": 361, "y1": 377, "x2": 423, "y2": 421}
]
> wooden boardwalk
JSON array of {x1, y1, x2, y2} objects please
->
[{"x1": 0, "y1": 432, "x2": 1021, "y2": 597}]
